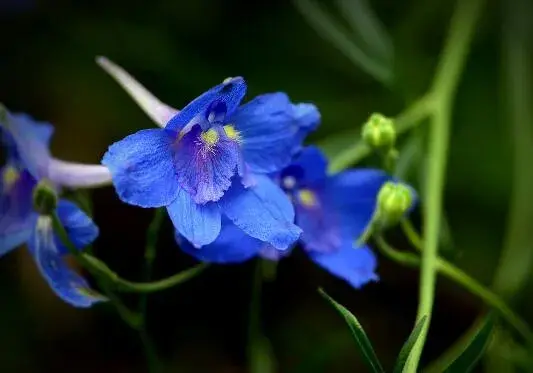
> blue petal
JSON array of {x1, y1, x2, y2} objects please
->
[
  {"x1": 292, "y1": 146, "x2": 328, "y2": 185},
  {"x1": 292, "y1": 103, "x2": 321, "y2": 149},
  {"x1": 174, "y1": 125, "x2": 239, "y2": 204},
  {"x1": 232, "y1": 93, "x2": 317, "y2": 173},
  {"x1": 165, "y1": 77, "x2": 247, "y2": 132},
  {"x1": 220, "y1": 174, "x2": 301, "y2": 250},
  {"x1": 296, "y1": 167, "x2": 388, "y2": 253},
  {"x1": 0, "y1": 113, "x2": 54, "y2": 178},
  {"x1": 328, "y1": 169, "x2": 390, "y2": 239},
  {"x1": 308, "y1": 245, "x2": 378, "y2": 289},
  {"x1": 296, "y1": 191, "x2": 343, "y2": 253},
  {"x1": 102, "y1": 128, "x2": 180, "y2": 208},
  {"x1": 0, "y1": 168, "x2": 36, "y2": 256},
  {"x1": 29, "y1": 216, "x2": 106, "y2": 307},
  {"x1": 176, "y1": 217, "x2": 263, "y2": 263},
  {"x1": 166, "y1": 188, "x2": 221, "y2": 247},
  {"x1": 55, "y1": 200, "x2": 99, "y2": 255}
]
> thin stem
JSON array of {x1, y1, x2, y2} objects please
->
[
  {"x1": 329, "y1": 94, "x2": 432, "y2": 173},
  {"x1": 375, "y1": 237, "x2": 533, "y2": 345},
  {"x1": 401, "y1": 219, "x2": 424, "y2": 251},
  {"x1": 81, "y1": 253, "x2": 209, "y2": 293},
  {"x1": 139, "y1": 208, "x2": 165, "y2": 373},
  {"x1": 51, "y1": 212, "x2": 142, "y2": 329},
  {"x1": 406, "y1": 0, "x2": 484, "y2": 371}
]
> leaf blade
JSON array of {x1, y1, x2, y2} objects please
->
[
  {"x1": 319, "y1": 289, "x2": 385, "y2": 373},
  {"x1": 393, "y1": 315, "x2": 428, "y2": 373},
  {"x1": 424, "y1": 313, "x2": 496, "y2": 373}
]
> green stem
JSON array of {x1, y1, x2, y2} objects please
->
[
  {"x1": 52, "y1": 211, "x2": 207, "y2": 294},
  {"x1": 51, "y1": 212, "x2": 142, "y2": 329},
  {"x1": 82, "y1": 253, "x2": 208, "y2": 293},
  {"x1": 400, "y1": 220, "x2": 423, "y2": 251},
  {"x1": 375, "y1": 237, "x2": 533, "y2": 345},
  {"x1": 406, "y1": 0, "x2": 484, "y2": 371},
  {"x1": 139, "y1": 208, "x2": 165, "y2": 373},
  {"x1": 329, "y1": 95, "x2": 432, "y2": 173}
]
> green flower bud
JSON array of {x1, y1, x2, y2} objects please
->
[
  {"x1": 361, "y1": 113, "x2": 396, "y2": 149},
  {"x1": 33, "y1": 180, "x2": 58, "y2": 215},
  {"x1": 376, "y1": 181, "x2": 413, "y2": 226}
]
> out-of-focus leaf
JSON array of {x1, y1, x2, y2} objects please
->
[
  {"x1": 392, "y1": 315, "x2": 427, "y2": 373},
  {"x1": 335, "y1": 0, "x2": 393, "y2": 67},
  {"x1": 319, "y1": 289, "x2": 385, "y2": 373},
  {"x1": 293, "y1": 0, "x2": 392, "y2": 86},
  {"x1": 425, "y1": 313, "x2": 495, "y2": 373}
]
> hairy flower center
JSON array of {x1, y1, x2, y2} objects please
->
[
  {"x1": 298, "y1": 189, "x2": 318, "y2": 207},
  {"x1": 2, "y1": 166, "x2": 19, "y2": 189},
  {"x1": 223, "y1": 124, "x2": 241, "y2": 142},
  {"x1": 200, "y1": 128, "x2": 219, "y2": 147}
]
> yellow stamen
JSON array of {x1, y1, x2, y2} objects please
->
[
  {"x1": 298, "y1": 189, "x2": 318, "y2": 207},
  {"x1": 200, "y1": 128, "x2": 219, "y2": 146},
  {"x1": 2, "y1": 166, "x2": 19, "y2": 189},
  {"x1": 223, "y1": 124, "x2": 241, "y2": 142}
]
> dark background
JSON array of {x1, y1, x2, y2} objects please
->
[{"x1": 0, "y1": 0, "x2": 532, "y2": 372}]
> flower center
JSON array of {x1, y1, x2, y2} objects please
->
[
  {"x1": 298, "y1": 189, "x2": 318, "y2": 207},
  {"x1": 223, "y1": 124, "x2": 241, "y2": 143},
  {"x1": 2, "y1": 166, "x2": 19, "y2": 189},
  {"x1": 200, "y1": 128, "x2": 219, "y2": 147}
]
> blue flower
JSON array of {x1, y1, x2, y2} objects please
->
[
  {"x1": 179, "y1": 146, "x2": 399, "y2": 289},
  {"x1": 99, "y1": 58, "x2": 320, "y2": 249},
  {"x1": 0, "y1": 111, "x2": 108, "y2": 307}
]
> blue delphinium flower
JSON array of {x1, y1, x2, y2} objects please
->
[
  {"x1": 98, "y1": 57, "x2": 320, "y2": 250},
  {"x1": 178, "y1": 146, "x2": 401, "y2": 289},
  {"x1": 0, "y1": 110, "x2": 110, "y2": 307}
]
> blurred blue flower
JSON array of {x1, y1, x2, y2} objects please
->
[
  {"x1": 100, "y1": 62, "x2": 320, "y2": 249},
  {"x1": 179, "y1": 146, "x2": 396, "y2": 289},
  {"x1": 0, "y1": 112, "x2": 107, "y2": 307}
]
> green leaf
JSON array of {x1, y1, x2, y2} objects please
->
[
  {"x1": 424, "y1": 313, "x2": 496, "y2": 373},
  {"x1": 393, "y1": 315, "x2": 428, "y2": 373},
  {"x1": 319, "y1": 289, "x2": 385, "y2": 373}
]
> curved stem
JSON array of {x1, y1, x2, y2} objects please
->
[
  {"x1": 81, "y1": 253, "x2": 208, "y2": 293},
  {"x1": 375, "y1": 237, "x2": 533, "y2": 345},
  {"x1": 400, "y1": 219, "x2": 423, "y2": 250},
  {"x1": 51, "y1": 212, "x2": 142, "y2": 329},
  {"x1": 51, "y1": 209, "x2": 208, "y2": 294},
  {"x1": 406, "y1": 0, "x2": 485, "y2": 371}
]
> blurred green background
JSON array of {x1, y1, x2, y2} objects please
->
[{"x1": 0, "y1": 0, "x2": 532, "y2": 372}]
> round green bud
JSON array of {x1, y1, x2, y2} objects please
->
[
  {"x1": 33, "y1": 181, "x2": 58, "y2": 215},
  {"x1": 361, "y1": 113, "x2": 396, "y2": 149},
  {"x1": 376, "y1": 181, "x2": 413, "y2": 225}
]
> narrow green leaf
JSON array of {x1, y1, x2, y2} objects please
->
[
  {"x1": 319, "y1": 289, "x2": 385, "y2": 373},
  {"x1": 445, "y1": 314, "x2": 495, "y2": 372},
  {"x1": 393, "y1": 315, "x2": 428, "y2": 373},
  {"x1": 424, "y1": 313, "x2": 496, "y2": 373}
]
